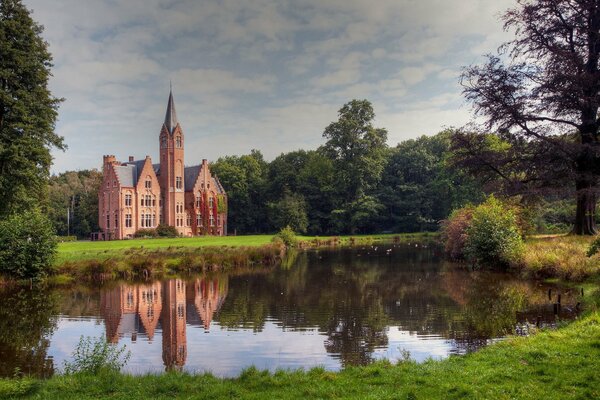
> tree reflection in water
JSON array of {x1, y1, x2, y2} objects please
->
[{"x1": 0, "y1": 244, "x2": 581, "y2": 376}]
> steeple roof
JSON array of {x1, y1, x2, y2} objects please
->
[{"x1": 164, "y1": 87, "x2": 178, "y2": 134}]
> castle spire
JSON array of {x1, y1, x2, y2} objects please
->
[{"x1": 164, "y1": 86, "x2": 178, "y2": 134}]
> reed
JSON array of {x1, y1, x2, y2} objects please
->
[
  {"x1": 513, "y1": 235, "x2": 600, "y2": 281},
  {"x1": 54, "y1": 243, "x2": 286, "y2": 282}
]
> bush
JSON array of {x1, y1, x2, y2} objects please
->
[
  {"x1": 63, "y1": 335, "x2": 130, "y2": 374},
  {"x1": 464, "y1": 196, "x2": 524, "y2": 268},
  {"x1": 0, "y1": 210, "x2": 57, "y2": 279},
  {"x1": 156, "y1": 224, "x2": 179, "y2": 238},
  {"x1": 587, "y1": 237, "x2": 600, "y2": 257},
  {"x1": 133, "y1": 228, "x2": 158, "y2": 238},
  {"x1": 441, "y1": 206, "x2": 474, "y2": 260},
  {"x1": 274, "y1": 225, "x2": 298, "y2": 248}
]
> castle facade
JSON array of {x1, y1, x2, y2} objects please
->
[{"x1": 98, "y1": 90, "x2": 227, "y2": 240}]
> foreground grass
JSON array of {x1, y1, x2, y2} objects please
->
[
  {"x1": 54, "y1": 233, "x2": 433, "y2": 265},
  {"x1": 516, "y1": 235, "x2": 600, "y2": 281},
  {"x1": 2, "y1": 307, "x2": 599, "y2": 399}
]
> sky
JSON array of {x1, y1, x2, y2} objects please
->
[{"x1": 23, "y1": 0, "x2": 516, "y2": 173}]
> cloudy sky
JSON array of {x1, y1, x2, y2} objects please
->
[{"x1": 23, "y1": 0, "x2": 516, "y2": 173}]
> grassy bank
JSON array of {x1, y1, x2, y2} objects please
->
[
  {"x1": 54, "y1": 232, "x2": 434, "y2": 265},
  {"x1": 2, "y1": 292, "x2": 598, "y2": 399},
  {"x1": 515, "y1": 235, "x2": 600, "y2": 281}
]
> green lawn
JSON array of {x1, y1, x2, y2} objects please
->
[
  {"x1": 54, "y1": 233, "x2": 431, "y2": 265},
  {"x1": 2, "y1": 309, "x2": 598, "y2": 399}
]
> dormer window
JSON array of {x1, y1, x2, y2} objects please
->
[
  {"x1": 176, "y1": 136, "x2": 182, "y2": 148},
  {"x1": 145, "y1": 179, "x2": 151, "y2": 189}
]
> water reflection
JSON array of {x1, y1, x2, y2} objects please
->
[
  {"x1": 0, "y1": 244, "x2": 582, "y2": 377},
  {"x1": 99, "y1": 278, "x2": 228, "y2": 370}
]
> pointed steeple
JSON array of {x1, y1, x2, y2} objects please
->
[{"x1": 164, "y1": 84, "x2": 178, "y2": 134}]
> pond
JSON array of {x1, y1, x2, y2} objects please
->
[{"x1": 0, "y1": 243, "x2": 581, "y2": 378}]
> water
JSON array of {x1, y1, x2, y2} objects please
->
[{"x1": 0, "y1": 243, "x2": 580, "y2": 377}]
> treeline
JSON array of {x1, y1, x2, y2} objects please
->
[
  {"x1": 212, "y1": 130, "x2": 483, "y2": 235},
  {"x1": 47, "y1": 103, "x2": 483, "y2": 237},
  {"x1": 46, "y1": 170, "x2": 102, "y2": 237}
]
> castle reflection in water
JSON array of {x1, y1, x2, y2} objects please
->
[{"x1": 100, "y1": 278, "x2": 227, "y2": 370}]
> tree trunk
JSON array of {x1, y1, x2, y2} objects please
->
[{"x1": 573, "y1": 179, "x2": 598, "y2": 235}]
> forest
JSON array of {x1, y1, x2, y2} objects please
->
[{"x1": 46, "y1": 120, "x2": 576, "y2": 238}]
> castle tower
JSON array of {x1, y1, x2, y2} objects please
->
[{"x1": 159, "y1": 88, "x2": 186, "y2": 231}]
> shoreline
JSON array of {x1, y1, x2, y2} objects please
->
[{"x1": 2, "y1": 294, "x2": 598, "y2": 399}]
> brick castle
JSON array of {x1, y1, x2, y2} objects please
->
[{"x1": 98, "y1": 89, "x2": 227, "y2": 240}]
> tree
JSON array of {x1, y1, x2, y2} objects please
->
[
  {"x1": 379, "y1": 131, "x2": 483, "y2": 232},
  {"x1": 0, "y1": 209, "x2": 57, "y2": 279},
  {"x1": 322, "y1": 100, "x2": 388, "y2": 233},
  {"x1": 47, "y1": 170, "x2": 102, "y2": 238},
  {"x1": 267, "y1": 191, "x2": 308, "y2": 233},
  {"x1": 211, "y1": 150, "x2": 268, "y2": 233},
  {"x1": 0, "y1": 0, "x2": 64, "y2": 217},
  {"x1": 460, "y1": 0, "x2": 600, "y2": 235}
]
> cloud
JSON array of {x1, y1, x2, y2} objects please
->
[{"x1": 22, "y1": 0, "x2": 519, "y2": 172}]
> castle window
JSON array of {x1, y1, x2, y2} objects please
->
[
  {"x1": 176, "y1": 176, "x2": 182, "y2": 189},
  {"x1": 209, "y1": 214, "x2": 215, "y2": 227},
  {"x1": 140, "y1": 213, "x2": 145, "y2": 227},
  {"x1": 140, "y1": 197, "x2": 144, "y2": 206},
  {"x1": 114, "y1": 212, "x2": 118, "y2": 227},
  {"x1": 176, "y1": 136, "x2": 182, "y2": 148},
  {"x1": 113, "y1": 180, "x2": 117, "y2": 187},
  {"x1": 152, "y1": 197, "x2": 156, "y2": 207},
  {"x1": 106, "y1": 214, "x2": 110, "y2": 228},
  {"x1": 161, "y1": 137, "x2": 167, "y2": 148},
  {"x1": 145, "y1": 214, "x2": 152, "y2": 227},
  {"x1": 177, "y1": 303, "x2": 184, "y2": 318},
  {"x1": 145, "y1": 179, "x2": 151, "y2": 189},
  {"x1": 209, "y1": 197, "x2": 214, "y2": 209},
  {"x1": 125, "y1": 194, "x2": 132, "y2": 206},
  {"x1": 152, "y1": 214, "x2": 156, "y2": 227},
  {"x1": 196, "y1": 213, "x2": 202, "y2": 227},
  {"x1": 125, "y1": 214, "x2": 132, "y2": 228},
  {"x1": 186, "y1": 214, "x2": 191, "y2": 226},
  {"x1": 145, "y1": 195, "x2": 151, "y2": 207}
]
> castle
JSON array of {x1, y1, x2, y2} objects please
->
[{"x1": 98, "y1": 89, "x2": 227, "y2": 240}]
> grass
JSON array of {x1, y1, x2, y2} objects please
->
[
  {"x1": 54, "y1": 233, "x2": 434, "y2": 265},
  {"x1": 2, "y1": 291, "x2": 599, "y2": 399},
  {"x1": 515, "y1": 234, "x2": 600, "y2": 281}
]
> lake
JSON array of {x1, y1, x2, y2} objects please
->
[{"x1": 0, "y1": 243, "x2": 580, "y2": 378}]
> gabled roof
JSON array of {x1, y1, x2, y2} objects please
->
[
  {"x1": 184, "y1": 165, "x2": 201, "y2": 191},
  {"x1": 164, "y1": 89, "x2": 178, "y2": 134},
  {"x1": 213, "y1": 176, "x2": 226, "y2": 195},
  {"x1": 113, "y1": 165, "x2": 136, "y2": 187},
  {"x1": 122, "y1": 159, "x2": 160, "y2": 186}
]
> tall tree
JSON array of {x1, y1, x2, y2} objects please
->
[
  {"x1": 211, "y1": 150, "x2": 268, "y2": 234},
  {"x1": 460, "y1": 0, "x2": 600, "y2": 234},
  {"x1": 322, "y1": 100, "x2": 388, "y2": 233},
  {"x1": 0, "y1": 0, "x2": 64, "y2": 216}
]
